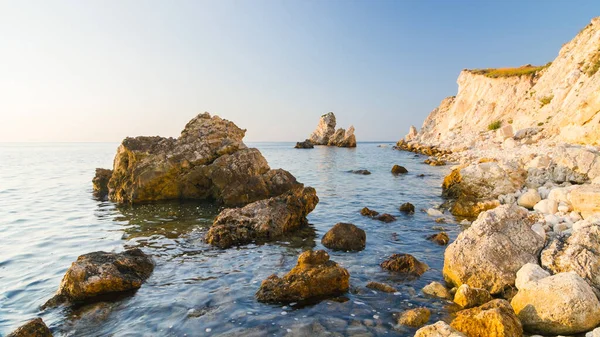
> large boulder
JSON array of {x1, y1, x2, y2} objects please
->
[
  {"x1": 541, "y1": 223, "x2": 600, "y2": 296},
  {"x1": 294, "y1": 139, "x2": 314, "y2": 149},
  {"x1": 391, "y1": 165, "x2": 408, "y2": 174},
  {"x1": 255, "y1": 250, "x2": 349, "y2": 303},
  {"x1": 7, "y1": 318, "x2": 53, "y2": 337},
  {"x1": 45, "y1": 249, "x2": 153, "y2": 306},
  {"x1": 453, "y1": 284, "x2": 492, "y2": 309},
  {"x1": 92, "y1": 168, "x2": 112, "y2": 199},
  {"x1": 511, "y1": 269, "x2": 600, "y2": 335},
  {"x1": 422, "y1": 281, "x2": 452, "y2": 300},
  {"x1": 450, "y1": 299, "x2": 522, "y2": 337},
  {"x1": 570, "y1": 185, "x2": 600, "y2": 219},
  {"x1": 321, "y1": 223, "x2": 366, "y2": 251},
  {"x1": 442, "y1": 162, "x2": 526, "y2": 217},
  {"x1": 100, "y1": 113, "x2": 298, "y2": 205},
  {"x1": 415, "y1": 321, "x2": 466, "y2": 337},
  {"x1": 309, "y1": 112, "x2": 336, "y2": 145},
  {"x1": 516, "y1": 189, "x2": 541, "y2": 209},
  {"x1": 443, "y1": 204, "x2": 544, "y2": 294},
  {"x1": 205, "y1": 186, "x2": 319, "y2": 249},
  {"x1": 398, "y1": 308, "x2": 431, "y2": 328}
]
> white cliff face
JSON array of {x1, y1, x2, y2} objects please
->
[{"x1": 415, "y1": 17, "x2": 600, "y2": 148}]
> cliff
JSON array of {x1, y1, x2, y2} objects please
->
[{"x1": 414, "y1": 17, "x2": 600, "y2": 148}]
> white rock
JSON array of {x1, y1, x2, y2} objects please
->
[
  {"x1": 517, "y1": 189, "x2": 541, "y2": 209},
  {"x1": 502, "y1": 137, "x2": 516, "y2": 149},
  {"x1": 538, "y1": 186, "x2": 551, "y2": 199},
  {"x1": 553, "y1": 223, "x2": 569, "y2": 233},
  {"x1": 459, "y1": 219, "x2": 471, "y2": 226},
  {"x1": 570, "y1": 211, "x2": 583, "y2": 222},
  {"x1": 515, "y1": 263, "x2": 550, "y2": 290},
  {"x1": 586, "y1": 327, "x2": 600, "y2": 337},
  {"x1": 415, "y1": 321, "x2": 466, "y2": 337},
  {"x1": 427, "y1": 208, "x2": 443, "y2": 217},
  {"x1": 534, "y1": 199, "x2": 559, "y2": 214},
  {"x1": 526, "y1": 155, "x2": 551, "y2": 170},
  {"x1": 548, "y1": 188, "x2": 570, "y2": 203},
  {"x1": 531, "y1": 223, "x2": 546, "y2": 240},
  {"x1": 558, "y1": 202, "x2": 572, "y2": 213},
  {"x1": 544, "y1": 214, "x2": 560, "y2": 226}
]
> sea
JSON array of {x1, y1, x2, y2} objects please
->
[{"x1": 0, "y1": 142, "x2": 460, "y2": 336}]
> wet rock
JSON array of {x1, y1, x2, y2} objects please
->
[
  {"x1": 360, "y1": 207, "x2": 379, "y2": 217},
  {"x1": 570, "y1": 185, "x2": 600, "y2": 219},
  {"x1": 92, "y1": 168, "x2": 112, "y2": 199},
  {"x1": 322, "y1": 223, "x2": 366, "y2": 252},
  {"x1": 511, "y1": 271, "x2": 600, "y2": 335},
  {"x1": 516, "y1": 189, "x2": 541, "y2": 209},
  {"x1": 285, "y1": 321, "x2": 343, "y2": 337},
  {"x1": 375, "y1": 213, "x2": 396, "y2": 223},
  {"x1": 453, "y1": 284, "x2": 492, "y2": 309},
  {"x1": 399, "y1": 202, "x2": 415, "y2": 213},
  {"x1": 391, "y1": 165, "x2": 408, "y2": 175},
  {"x1": 295, "y1": 139, "x2": 314, "y2": 149},
  {"x1": 366, "y1": 281, "x2": 397, "y2": 293},
  {"x1": 450, "y1": 299, "x2": 523, "y2": 337},
  {"x1": 422, "y1": 281, "x2": 452, "y2": 300},
  {"x1": 426, "y1": 232, "x2": 449, "y2": 245},
  {"x1": 434, "y1": 218, "x2": 446, "y2": 224},
  {"x1": 7, "y1": 318, "x2": 52, "y2": 337},
  {"x1": 100, "y1": 113, "x2": 299, "y2": 205},
  {"x1": 45, "y1": 249, "x2": 153, "y2": 305},
  {"x1": 205, "y1": 186, "x2": 319, "y2": 249},
  {"x1": 256, "y1": 250, "x2": 349, "y2": 303},
  {"x1": 427, "y1": 208, "x2": 443, "y2": 217},
  {"x1": 443, "y1": 204, "x2": 544, "y2": 295},
  {"x1": 349, "y1": 170, "x2": 371, "y2": 175},
  {"x1": 415, "y1": 321, "x2": 466, "y2": 337},
  {"x1": 398, "y1": 308, "x2": 431, "y2": 328},
  {"x1": 381, "y1": 254, "x2": 429, "y2": 276},
  {"x1": 541, "y1": 224, "x2": 600, "y2": 296},
  {"x1": 424, "y1": 158, "x2": 446, "y2": 166},
  {"x1": 309, "y1": 112, "x2": 337, "y2": 145}
]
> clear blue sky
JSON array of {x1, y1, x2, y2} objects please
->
[{"x1": 0, "y1": 0, "x2": 598, "y2": 142}]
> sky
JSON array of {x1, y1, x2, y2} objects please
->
[{"x1": 0, "y1": 0, "x2": 599, "y2": 142}]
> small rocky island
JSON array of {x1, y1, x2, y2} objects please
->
[{"x1": 295, "y1": 112, "x2": 356, "y2": 148}]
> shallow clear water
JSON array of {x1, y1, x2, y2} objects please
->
[{"x1": 0, "y1": 142, "x2": 459, "y2": 336}]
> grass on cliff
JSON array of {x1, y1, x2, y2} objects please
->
[
  {"x1": 487, "y1": 120, "x2": 502, "y2": 131},
  {"x1": 469, "y1": 63, "x2": 551, "y2": 78},
  {"x1": 583, "y1": 49, "x2": 600, "y2": 76},
  {"x1": 539, "y1": 95, "x2": 554, "y2": 107}
]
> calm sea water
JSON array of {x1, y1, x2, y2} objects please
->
[{"x1": 0, "y1": 142, "x2": 459, "y2": 336}]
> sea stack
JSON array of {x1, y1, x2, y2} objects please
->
[{"x1": 303, "y1": 112, "x2": 356, "y2": 147}]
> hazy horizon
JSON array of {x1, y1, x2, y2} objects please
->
[{"x1": 1, "y1": 0, "x2": 598, "y2": 142}]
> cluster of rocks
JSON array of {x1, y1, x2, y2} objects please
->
[{"x1": 296, "y1": 112, "x2": 356, "y2": 148}]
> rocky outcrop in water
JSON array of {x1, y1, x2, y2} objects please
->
[
  {"x1": 95, "y1": 113, "x2": 299, "y2": 205},
  {"x1": 92, "y1": 168, "x2": 112, "y2": 199},
  {"x1": 205, "y1": 186, "x2": 318, "y2": 249},
  {"x1": 398, "y1": 308, "x2": 431, "y2": 328},
  {"x1": 307, "y1": 112, "x2": 356, "y2": 147},
  {"x1": 321, "y1": 223, "x2": 366, "y2": 251},
  {"x1": 443, "y1": 205, "x2": 544, "y2": 295},
  {"x1": 45, "y1": 249, "x2": 153, "y2": 306},
  {"x1": 294, "y1": 139, "x2": 314, "y2": 149},
  {"x1": 381, "y1": 254, "x2": 429, "y2": 276},
  {"x1": 7, "y1": 318, "x2": 53, "y2": 337},
  {"x1": 256, "y1": 250, "x2": 349, "y2": 303}
]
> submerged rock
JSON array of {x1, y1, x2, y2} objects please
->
[
  {"x1": 45, "y1": 249, "x2": 154, "y2": 306},
  {"x1": 7, "y1": 318, "x2": 52, "y2": 337},
  {"x1": 511, "y1": 270, "x2": 600, "y2": 335},
  {"x1": 375, "y1": 213, "x2": 396, "y2": 223},
  {"x1": 360, "y1": 207, "x2": 379, "y2": 217},
  {"x1": 92, "y1": 168, "x2": 112, "y2": 199},
  {"x1": 256, "y1": 250, "x2": 349, "y2": 303},
  {"x1": 205, "y1": 186, "x2": 319, "y2": 249},
  {"x1": 381, "y1": 254, "x2": 429, "y2": 276},
  {"x1": 450, "y1": 299, "x2": 522, "y2": 337},
  {"x1": 399, "y1": 202, "x2": 415, "y2": 213},
  {"x1": 443, "y1": 204, "x2": 544, "y2": 295},
  {"x1": 321, "y1": 223, "x2": 366, "y2": 252},
  {"x1": 415, "y1": 321, "x2": 466, "y2": 337},
  {"x1": 99, "y1": 113, "x2": 298, "y2": 205},
  {"x1": 366, "y1": 281, "x2": 397, "y2": 293},
  {"x1": 398, "y1": 308, "x2": 431, "y2": 328},
  {"x1": 294, "y1": 139, "x2": 314, "y2": 149},
  {"x1": 426, "y1": 232, "x2": 449, "y2": 245},
  {"x1": 391, "y1": 165, "x2": 408, "y2": 174},
  {"x1": 349, "y1": 169, "x2": 371, "y2": 175}
]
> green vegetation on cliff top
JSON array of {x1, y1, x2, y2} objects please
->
[{"x1": 468, "y1": 63, "x2": 552, "y2": 78}]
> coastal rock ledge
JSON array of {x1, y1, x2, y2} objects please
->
[{"x1": 94, "y1": 112, "x2": 298, "y2": 205}]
